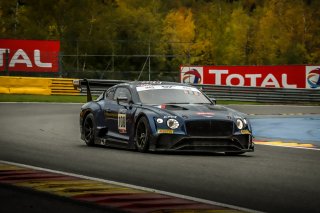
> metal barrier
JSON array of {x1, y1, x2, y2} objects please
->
[
  {"x1": 1, "y1": 76, "x2": 318, "y2": 103},
  {"x1": 195, "y1": 84, "x2": 320, "y2": 103},
  {"x1": 76, "y1": 79, "x2": 320, "y2": 104}
]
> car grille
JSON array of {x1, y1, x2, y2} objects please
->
[{"x1": 185, "y1": 120, "x2": 234, "y2": 137}]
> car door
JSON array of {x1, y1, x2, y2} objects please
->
[{"x1": 104, "y1": 86, "x2": 134, "y2": 143}]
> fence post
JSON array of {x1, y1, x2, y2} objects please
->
[
  {"x1": 5, "y1": 49, "x2": 9, "y2": 76},
  {"x1": 58, "y1": 52, "x2": 63, "y2": 77},
  {"x1": 148, "y1": 41, "x2": 151, "y2": 81}
]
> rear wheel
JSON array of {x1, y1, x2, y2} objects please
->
[
  {"x1": 83, "y1": 113, "x2": 95, "y2": 146},
  {"x1": 135, "y1": 117, "x2": 150, "y2": 152}
]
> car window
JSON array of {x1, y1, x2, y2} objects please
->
[
  {"x1": 114, "y1": 87, "x2": 132, "y2": 101},
  {"x1": 105, "y1": 88, "x2": 115, "y2": 100},
  {"x1": 136, "y1": 85, "x2": 211, "y2": 105}
]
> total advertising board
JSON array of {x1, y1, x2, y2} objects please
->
[
  {"x1": 0, "y1": 39, "x2": 60, "y2": 72},
  {"x1": 181, "y1": 65, "x2": 320, "y2": 89}
]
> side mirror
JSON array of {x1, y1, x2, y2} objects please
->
[
  {"x1": 117, "y1": 96, "x2": 133, "y2": 109},
  {"x1": 117, "y1": 96, "x2": 129, "y2": 105},
  {"x1": 210, "y1": 98, "x2": 216, "y2": 105}
]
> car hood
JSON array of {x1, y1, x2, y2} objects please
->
[{"x1": 148, "y1": 104, "x2": 245, "y2": 121}]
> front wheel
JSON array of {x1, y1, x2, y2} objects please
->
[
  {"x1": 135, "y1": 117, "x2": 150, "y2": 152},
  {"x1": 83, "y1": 113, "x2": 95, "y2": 146}
]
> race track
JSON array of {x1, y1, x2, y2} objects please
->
[{"x1": 0, "y1": 103, "x2": 320, "y2": 213}]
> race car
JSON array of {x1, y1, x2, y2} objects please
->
[{"x1": 79, "y1": 80, "x2": 254, "y2": 155}]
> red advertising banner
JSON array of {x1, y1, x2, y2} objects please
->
[
  {"x1": 0, "y1": 39, "x2": 60, "y2": 72},
  {"x1": 181, "y1": 65, "x2": 320, "y2": 89}
]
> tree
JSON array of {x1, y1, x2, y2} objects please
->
[
  {"x1": 1, "y1": 0, "x2": 319, "y2": 79},
  {"x1": 160, "y1": 7, "x2": 196, "y2": 71}
]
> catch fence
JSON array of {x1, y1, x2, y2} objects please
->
[{"x1": 1, "y1": 40, "x2": 194, "y2": 82}]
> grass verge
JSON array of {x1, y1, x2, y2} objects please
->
[{"x1": 0, "y1": 94, "x2": 88, "y2": 103}]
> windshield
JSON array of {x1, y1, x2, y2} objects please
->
[{"x1": 136, "y1": 85, "x2": 211, "y2": 105}]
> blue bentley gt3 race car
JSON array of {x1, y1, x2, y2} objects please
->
[{"x1": 79, "y1": 80, "x2": 254, "y2": 155}]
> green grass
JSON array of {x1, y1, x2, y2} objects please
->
[{"x1": 0, "y1": 94, "x2": 88, "y2": 103}]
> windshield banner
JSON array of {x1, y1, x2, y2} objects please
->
[
  {"x1": 0, "y1": 39, "x2": 60, "y2": 72},
  {"x1": 181, "y1": 65, "x2": 320, "y2": 89},
  {"x1": 137, "y1": 85, "x2": 199, "y2": 92}
]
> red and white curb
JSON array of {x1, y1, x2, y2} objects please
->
[{"x1": 0, "y1": 160, "x2": 260, "y2": 213}]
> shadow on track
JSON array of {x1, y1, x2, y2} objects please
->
[{"x1": 76, "y1": 144, "x2": 253, "y2": 158}]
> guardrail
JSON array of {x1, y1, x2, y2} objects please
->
[
  {"x1": 1, "y1": 77, "x2": 318, "y2": 103},
  {"x1": 196, "y1": 84, "x2": 320, "y2": 103},
  {"x1": 76, "y1": 79, "x2": 320, "y2": 104}
]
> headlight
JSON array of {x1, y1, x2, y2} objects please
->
[
  {"x1": 167, "y1": 119, "x2": 179, "y2": 129},
  {"x1": 243, "y1": 118, "x2": 248, "y2": 125},
  {"x1": 236, "y1": 119, "x2": 244, "y2": 129},
  {"x1": 156, "y1": 118, "x2": 164, "y2": 124}
]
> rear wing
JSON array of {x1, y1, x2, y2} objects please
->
[{"x1": 73, "y1": 79, "x2": 128, "y2": 102}]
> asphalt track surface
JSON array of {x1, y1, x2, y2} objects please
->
[{"x1": 0, "y1": 103, "x2": 320, "y2": 213}]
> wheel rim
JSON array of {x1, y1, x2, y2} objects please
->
[
  {"x1": 137, "y1": 122, "x2": 146, "y2": 148},
  {"x1": 84, "y1": 118, "x2": 93, "y2": 142}
]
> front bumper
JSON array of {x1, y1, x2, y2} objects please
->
[{"x1": 150, "y1": 134, "x2": 254, "y2": 153}]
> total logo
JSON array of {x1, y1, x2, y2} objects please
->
[
  {"x1": 306, "y1": 66, "x2": 320, "y2": 89},
  {"x1": 181, "y1": 67, "x2": 203, "y2": 84},
  {"x1": 0, "y1": 49, "x2": 52, "y2": 68}
]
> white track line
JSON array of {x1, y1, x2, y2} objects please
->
[{"x1": 0, "y1": 160, "x2": 262, "y2": 213}]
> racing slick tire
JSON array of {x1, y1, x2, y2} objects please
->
[
  {"x1": 135, "y1": 116, "x2": 150, "y2": 152},
  {"x1": 83, "y1": 113, "x2": 96, "y2": 146}
]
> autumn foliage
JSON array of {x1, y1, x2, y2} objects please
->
[{"x1": 1, "y1": 0, "x2": 319, "y2": 79}]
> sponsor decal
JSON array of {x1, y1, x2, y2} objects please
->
[
  {"x1": 157, "y1": 129, "x2": 174, "y2": 134},
  {"x1": 118, "y1": 109, "x2": 127, "y2": 133},
  {"x1": 241, "y1": 130, "x2": 251, "y2": 135},
  {"x1": 137, "y1": 85, "x2": 200, "y2": 92},
  {"x1": 208, "y1": 69, "x2": 297, "y2": 88},
  {"x1": 156, "y1": 104, "x2": 166, "y2": 109},
  {"x1": 0, "y1": 39, "x2": 60, "y2": 72},
  {"x1": 139, "y1": 81, "x2": 163, "y2": 85},
  {"x1": 306, "y1": 66, "x2": 320, "y2": 89},
  {"x1": 164, "y1": 115, "x2": 177, "y2": 119},
  {"x1": 100, "y1": 139, "x2": 107, "y2": 145},
  {"x1": 181, "y1": 67, "x2": 203, "y2": 84},
  {"x1": 196, "y1": 112, "x2": 214, "y2": 118},
  {"x1": 197, "y1": 112, "x2": 214, "y2": 116},
  {"x1": 181, "y1": 66, "x2": 311, "y2": 89}
]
